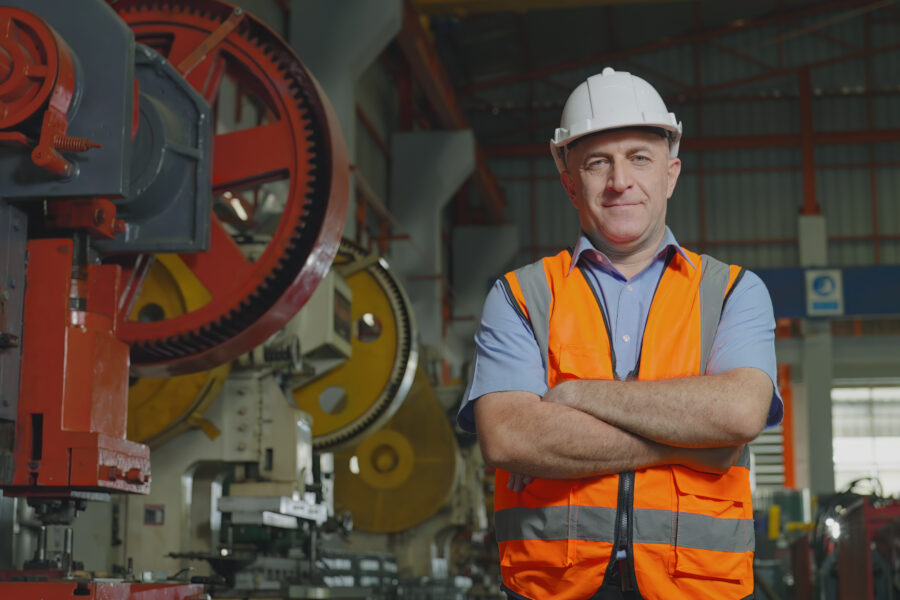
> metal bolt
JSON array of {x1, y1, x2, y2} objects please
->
[
  {"x1": 236, "y1": 443, "x2": 246, "y2": 451},
  {"x1": 237, "y1": 406, "x2": 246, "y2": 415},
  {"x1": 236, "y1": 423, "x2": 247, "y2": 432}
]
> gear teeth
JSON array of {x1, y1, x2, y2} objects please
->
[
  {"x1": 311, "y1": 240, "x2": 417, "y2": 451},
  {"x1": 118, "y1": 0, "x2": 338, "y2": 370}
]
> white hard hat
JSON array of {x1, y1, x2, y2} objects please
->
[{"x1": 550, "y1": 67, "x2": 683, "y2": 173}]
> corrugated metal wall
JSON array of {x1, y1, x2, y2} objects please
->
[{"x1": 482, "y1": 7, "x2": 900, "y2": 271}]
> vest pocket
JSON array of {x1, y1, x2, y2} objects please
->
[
  {"x1": 558, "y1": 344, "x2": 607, "y2": 379},
  {"x1": 499, "y1": 539, "x2": 570, "y2": 568},
  {"x1": 670, "y1": 466, "x2": 753, "y2": 581}
]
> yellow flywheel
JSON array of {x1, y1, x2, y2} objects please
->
[
  {"x1": 127, "y1": 254, "x2": 230, "y2": 447},
  {"x1": 333, "y1": 367, "x2": 458, "y2": 533},
  {"x1": 293, "y1": 239, "x2": 417, "y2": 450}
]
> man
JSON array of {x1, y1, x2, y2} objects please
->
[{"x1": 457, "y1": 67, "x2": 782, "y2": 600}]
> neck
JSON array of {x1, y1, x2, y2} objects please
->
[{"x1": 589, "y1": 230, "x2": 666, "y2": 280}]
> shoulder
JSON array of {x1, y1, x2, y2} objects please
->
[
  {"x1": 725, "y1": 269, "x2": 772, "y2": 308},
  {"x1": 508, "y1": 249, "x2": 572, "y2": 280}
]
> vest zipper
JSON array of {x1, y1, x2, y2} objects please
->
[
  {"x1": 620, "y1": 470, "x2": 633, "y2": 558},
  {"x1": 577, "y1": 253, "x2": 673, "y2": 594},
  {"x1": 604, "y1": 469, "x2": 633, "y2": 582}
]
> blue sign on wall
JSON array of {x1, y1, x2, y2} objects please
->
[{"x1": 756, "y1": 266, "x2": 900, "y2": 319}]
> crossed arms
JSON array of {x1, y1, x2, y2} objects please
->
[{"x1": 474, "y1": 367, "x2": 773, "y2": 483}]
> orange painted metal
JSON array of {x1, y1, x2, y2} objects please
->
[
  {"x1": 778, "y1": 363, "x2": 796, "y2": 490},
  {"x1": 46, "y1": 198, "x2": 126, "y2": 239},
  {"x1": 797, "y1": 70, "x2": 819, "y2": 216},
  {"x1": 0, "y1": 7, "x2": 101, "y2": 177},
  {"x1": 2, "y1": 239, "x2": 149, "y2": 496},
  {"x1": 0, "y1": 581, "x2": 204, "y2": 600},
  {"x1": 0, "y1": 8, "x2": 60, "y2": 129},
  {"x1": 115, "y1": 0, "x2": 348, "y2": 377},
  {"x1": 175, "y1": 6, "x2": 245, "y2": 76},
  {"x1": 397, "y1": 0, "x2": 505, "y2": 224}
]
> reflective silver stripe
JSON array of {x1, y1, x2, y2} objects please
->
[
  {"x1": 495, "y1": 505, "x2": 616, "y2": 543},
  {"x1": 497, "y1": 505, "x2": 752, "y2": 553},
  {"x1": 495, "y1": 506, "x2": 569, "y2": 542},
  {"x1": 699, "y1": 254, "x2": 731, "y2": 375},
  {"x1": 514, "y1": 260, "x2": 552, "y2": 375},
  {"x1": 634, "y1": 508, "x2": 755, "y2": 554},
  {"x1": 632, "y1": 507, "x2": 676, "y2": 546},
  {"x1": 571, "y1": 505, "x2": 617, "y2": 542}
]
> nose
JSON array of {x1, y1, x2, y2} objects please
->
[{"x1": 607, "y1": 161, "x2": 631, "y2": 193}]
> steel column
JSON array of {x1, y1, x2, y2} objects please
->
[
  {"x1": 797, "y1": 201, "x2": 834, "y2": 494},
  {"x1": 389, "y1": 130, "x2": 475, "y2": 351},
  {"x1": 800, "y1": 320, "x2": 835, "y2": 495},
  {"x1": 798, "y1": 70, "x2": 819, "y2": 216},
  {"x1": 289, "y1": 0, "x2": 402, "y2": 239},
  {"x1": 395, "y1": 1, "x2": 505, "y2": 224}
]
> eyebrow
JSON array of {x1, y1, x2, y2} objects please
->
[{"x1": 582, "y1": 145, "x2": 656, "y2": 161}]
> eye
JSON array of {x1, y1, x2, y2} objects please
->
[
  {"x1": 585, "y1": 157, "x2": 608, "y2": 170},
  {"x1": 632, "y1": 155, "x2": 650, "y2": 163}
]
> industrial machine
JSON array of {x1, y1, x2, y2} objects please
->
[
  {"x1": 117, "y1": 237, "x2": 423, "y2": 597},
  {"x1": 0, "y1": 0, "x2": 348, "y2": 597},
  {"x1": 806, "y1": 480, "x2": 900, "y2": 600},
  {"x1": 0, "y1": 2, "x2": 488, "y2": 598},
  {"x1": 116, "y1": 234, "x2": 487, "y2": 598}
]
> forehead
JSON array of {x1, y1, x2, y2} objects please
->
[{"x1": 569, "y1": 128, "x2": 668, "y2": 159}]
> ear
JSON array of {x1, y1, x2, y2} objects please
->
[
  {"x1": 666, "y1": 158, "x2": 681, "y2": 200},
  {"x1": 560, "y1": 171, "x2": 578, "y2": 206}
]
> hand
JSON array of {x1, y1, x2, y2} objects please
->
[
  {"x1": 679, "y1": 444, "x2": 744, "y2": 475},
  {"x1": 542, "y1": 379, "x2": 575, "y2": 406},
  {"x1": 507, "y1": 472, "x2": 534, "y2": 493}
]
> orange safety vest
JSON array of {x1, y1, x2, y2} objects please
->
[{"x1": 494, "y1": 247, "x2": 754, "y2": 600}]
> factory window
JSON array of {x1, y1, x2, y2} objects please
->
[{"x1": 832, "y1": 386, "x2": 900, "y2": 496}]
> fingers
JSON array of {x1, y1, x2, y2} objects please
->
[{"x1": 506, "y1": 473, "x2": 534, "y2": 493}]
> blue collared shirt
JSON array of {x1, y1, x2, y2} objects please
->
[{"x1": 457, "y1": 227, "x2": 783, "y2": 433}]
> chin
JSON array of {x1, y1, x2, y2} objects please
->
[{"x1": 599, "y1": 229, "x2": 645, "y2": 245}]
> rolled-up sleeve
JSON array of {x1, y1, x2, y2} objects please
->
[
  {"x1": 707, "y1": 270, "x2": 784, "y2": 428},
  {"x1": 456, "y1": 279, "x2": 547, "y2": 433}
]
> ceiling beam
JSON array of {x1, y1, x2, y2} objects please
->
[
  {"x1": 414, "y1": 0, "x2": 700, "y2": 16},
  {"x1": 396, "y1": 0, "x2": 506, "y2": 223},
  {"x1": 460, "y1": 0, "x2": 876, "y2": 94}
]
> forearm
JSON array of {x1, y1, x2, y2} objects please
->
[
  {"x1": 475, "y1": 391, "x2": 730, "y2": 478},
  {"x1": 545, "y1": 368, "x2": 772, "y2": 447}
]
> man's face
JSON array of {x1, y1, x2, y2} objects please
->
[{"x1": 560, "y1": 128, "x2": 681, "y2": 256}]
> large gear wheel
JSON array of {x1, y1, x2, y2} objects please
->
[
  {"x1": 127, "y1": 255, "x2": 231, "y2": 448},
  {"x1": 332, "y1": 368, "x2": 458, "y2": 533},
  {"x1": 293, "y1": 239, "x2": 417, "y2": 451},
  {"x1": 115, "y1": 0, "x2": 348, "y2": 377}
]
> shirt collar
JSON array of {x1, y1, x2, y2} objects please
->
[{"x1": 567, "y1": 226, "x2": 696, "y2": 276}]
